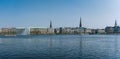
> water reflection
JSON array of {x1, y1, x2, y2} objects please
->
[
  {"x1": 79, "y1": 36, "x2": 83, "y2": 59},
  {"x1": 114, "y1": 35, "x2": 118, "y2": 59},
  {"x1": 48, "y1": 36, "x2": 53, "y2": 58},
  {"x1": 0, "y1": 39, "x2": 3, "y2": 44},
  {"x1": 0, "y1": 35, "x2": 119, "y2": 59}
]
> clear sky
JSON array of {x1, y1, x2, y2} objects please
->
[{"x1": 0, "y1": 0, "x2": 120, "y2": 28}]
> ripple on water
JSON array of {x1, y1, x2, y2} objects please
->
[{"x1": 0, "y1": 35, "x2": 119, "y2": 59}]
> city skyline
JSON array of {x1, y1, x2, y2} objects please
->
[{"x1": 0, "y1": 0, "x2": 120, "y2": 28}]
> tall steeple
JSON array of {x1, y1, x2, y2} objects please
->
[
  {"x1": 50, "y1": 20, "x2": 52, "y2": 28},
  {"x1": 79, "y1": 17, "x2": 82, "y2": 28},
  {"x1": 115, "y1": 19, "x2": 117, "y2": 27}
]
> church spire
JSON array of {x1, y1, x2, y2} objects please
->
[
  {"x1": 50, "y1": 20, "x2": 52, "y2": 28},
  {"x1": 115, "y1": 19, "x2": 117, "y2": 27},
  {"x1": 79, "y1": 17, "x2": 82, "y2": 28}
]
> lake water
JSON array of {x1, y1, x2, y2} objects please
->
[{"x1": 0, "y1": 35, "x2": 119, "y2": 59}]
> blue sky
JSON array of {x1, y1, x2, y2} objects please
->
[{"x1": 0, "y1": 0, "x2": 120, "y2": 28}]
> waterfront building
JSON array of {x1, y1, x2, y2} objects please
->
[
  {"x1": 16, "y1": 27, "x2": 25, "y2": 35},
  {"x1": 91, "y1": 29, "x2": 97, "y2": 34},
  {"x1": 1, "y1": 27, "x2": 25, "y2": 36},
  {"x1": 48, "y1": 20, "x2": 54, "y2": 34},
  {"x1": 47, "y1": 28, "x2": 54, "y2": 34},
  {"x1": 96, "y1": 29, "x2": 105, "y2": 34},
  {"x1": 105, "y1": 27, "x2": 114, "y2": 34},
  {"x1": 30, "y1": 28, "x2": 48, "y2": 35},
  {"x1": 77, "y1": 17, "x2": 86, "y2": 34},
  {"x1": 74, "y1": 27, "x2": 86, "y2": 34},
  {"x1": 62, "y1": 27, "x2": 75, "y2": 34},
  {"x1": 57, "y1": 27, "x2": 86, "y2": 34},
  {"x1": 54, "y1": 17, "x2": 86, "y2": 35},
  {"x1": 57, "y1": 17, "x2": 86, "y2": 34},
  {"x1": 114, "y1": 26, "x2": 120, "y2": 33},
  {"x1": 59, "y1": 27, "x2": 63, "y2": 34},
  {"x1": 30, "y1": 27, "x2": 54, "y2": 35},
  {"x1": 30, "y1": 20, "x2": 55, "y2": 35},
  {"x1": 59, "y1": 17, "x2": 86, "y2": 34},
  {"x1": 54, "y1": 27, "x2": 86, "y2": 34},
  {"x1": 54, "y1": 28, "x2": 60, "y2": 34},
  {"x1": 85, "y1": 28, "x2": 92, "y2": 34},
  {"x1": 114, "y1": 20, "x2": 120, "y2": 33},
  {"x1": 105, "y1": 20, "x2": 120, "y2": 34},
  {"x1": 1, "y1": 28, "x2": 17, "y2": 36}
]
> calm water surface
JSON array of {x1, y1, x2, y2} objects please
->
[{"x1": 0, "y1": 35, "x2": 119, "y2": 59}]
